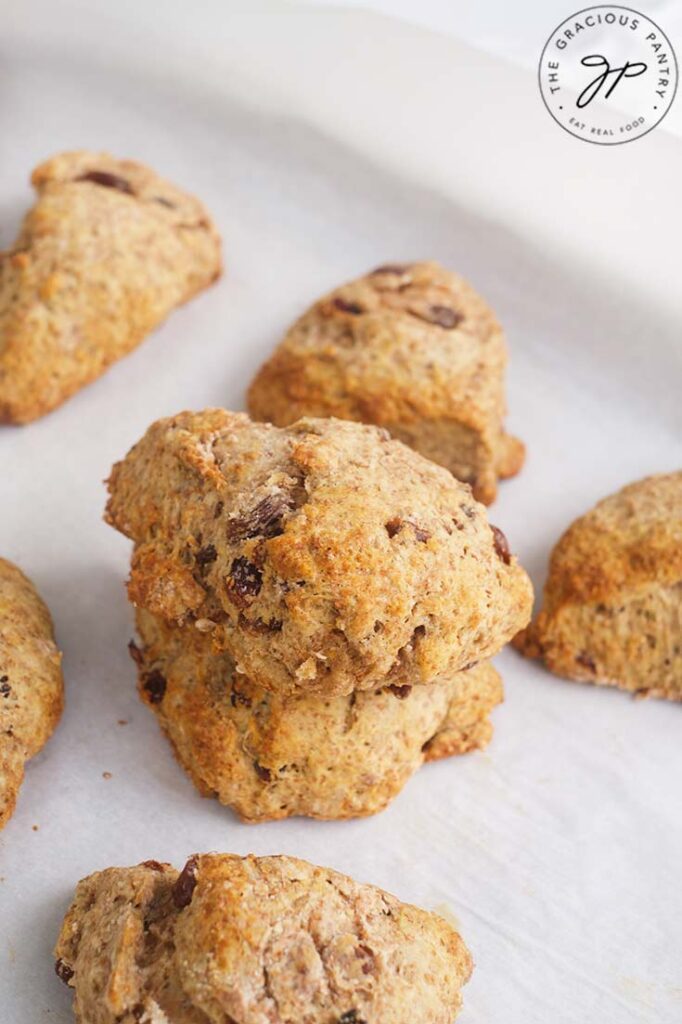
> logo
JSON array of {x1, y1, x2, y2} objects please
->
[{"x1": 539, "y1": 5, "x2": 678, "y2": 144}]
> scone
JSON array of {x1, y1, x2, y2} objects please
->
[
  {"x1": 132, "y1": 607, "x2": 503, "y2": 822},
  {"x1": 515, "y1": 472, "x2": 682, "y2": 700},
  {"x1": 0, "y1": 151, "x2": 221, "y2": 423},
  {"x1": 55, "y1": 854, "x2": 472, "y2": 1023},
  {"x1": 0, "y1": 558, "x2": 64, "y2": 828},
  {"x1": 247, "y1": 261, "x2": 524, "y2": 504},
  {"x1": 106, "y1": 409, "x2": 533, "y2": 698}
]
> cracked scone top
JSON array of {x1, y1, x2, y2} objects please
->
[
  {"x1": 106, "y1": 409, "x2": 533, "y2": 698},
  {"x1": 0, "y1": 558, "x2": 63, "y2": 829},
  {"x1": 132, "y1": 606, "x2": 503, "y2": 822},
  {"x1": 515, "y1": 472, "x2": 682, "y2": 700},
  {"x1": 0, "y1": 151, "x2": 221, "y2": 423},
  {"x1": 54, "y1": 854, "x2": 472, "y2": 1024},
  {"x1": 247, "y1": 261, "x2": 524, "y2": 504}
]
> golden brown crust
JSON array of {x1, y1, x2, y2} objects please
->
[
  {"x1": 0, "y1": 558, "x2": 64, "y2": 828},
  {"x1": 106, "y1": 409, "x2": 533, "y2": 698},
  {"x1": 515, "y1": 473, "x2": 682, "y2": 700},
  {"x1": 54, "y1": 854, "x2": 472, "y2": 1023},
  {"x1": 0, "y1": 150, "x2": 221, "y2": 423},
  {"x1": 423, "y1": 663, "x2": 504, "y2": 761},
  {"x1": 247, "y1": 261, "x2": 524, "y2": 504},
  {"x1": 133, "y1": 608, "x2": 502, "y2": 821}
]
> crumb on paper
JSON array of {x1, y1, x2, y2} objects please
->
[
  {"x1": 617, "y1": 976, "x2": 656, "y2": 1009},
  {"x1": 32, "y1": 824, "x2": 39, "y2": 832},
  {"x1": 102, "y1": 771, "x2": 112, "y2": 780},
  {"x1": 117, "y1": 719, "x2": 128, "y2": 726}
]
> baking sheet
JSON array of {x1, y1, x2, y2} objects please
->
[{"x1": 1, "y1": 3, "x2": 681, "y2": 1022}]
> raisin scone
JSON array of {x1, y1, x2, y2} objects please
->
[
  {"x1": 0, "y1": 558, "x2": 64, "y2": 828},
  {"x1": 247, "y1": 261, "x2": 524, "y2": 504},
  {"x1": 106, "y1": 409, "x2": 533, "y2": 698},
  {"x1": 515, "y1": 472, "x2": 682, "y2": 700},
  {"x1": 0, "y1": 151, "x2": 221, "y2": 423},
  {"x1": 55, "y1": 854, "x2": 472, "y2": 1023},
  {"x1": 132, "y1": 607, "x2": 502, "y2": 822}
]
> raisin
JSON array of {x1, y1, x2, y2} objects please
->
[
  {"x1": 338, "y1": 1012, "x2": 367, "y2": 1024},
  {"x1": 76, "y1": 170, "x2": 134, "y2": 194},
  {"x1": 214, "y1": 501, "x2": 224, "y2": 518},
  {"x1": 576, "y1": 652, "x2": 596, "y2": 673},
  {"x1": 371, "y1": 263, "x2": 411, "y2": 275},
  {"x1": 172, "y1": 856, "x2": 199, "y2": 908},
  {"x1": 388, "y1": 684, "x2": 412, "y2": 699},
  {"x1": 227, "y1": 494, "x2": 293, "y2": 541},
  {"x1": 153, "y1": 196, "x2": 175, "y2": 208},
  {"x1": 230, "y1": 690, "x2": 252, "y2": 709},
  {"x1": 142, "y1": 670, "x2": 166, "y2": 704},
  {"x1": 333, "y1": 297, "x2": 364, "y2": 314},
  {"x1": 141, "y1": 859, "x2": 165, "y2": 872},
  {"x1": 490, "y1": 525, "x2": 511, "y2": 565},
  {"x1": 226, "y1": 558, "x2": 262, "y2": 606},
  {"x1": 254, "y1": 762, "x2": 272, "y2": 782},
  {"x1": 420, "y1": 304, "x2": 462, "y2": 329},
  {"x1": 385, "y1": 519, "x2": 402, "y2": 539},
  {"x1": 128, "y1": 640, "x2": 144, "y2": 666},
  {"x1": 461, "y1": 504, "x2": 476, "y2": 519},
  {"x1": 385, "y1": 519, "x2": 429, "y2": 542},
  {"x1": 238, "y1": 613, "x2": 282, "y2": 635},
  {"x1": 195, "y1": 544, "x2": 218, "y2": 569},
  {"x1": 55, "y1": 959, "x2": 74, "y2": 985},
  {"x1": 0, "y1": 679, "x2": 10, "y2": 697}
]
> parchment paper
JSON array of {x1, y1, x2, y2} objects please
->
[{"x1": 1, "y1": 4, "x2": 681, "y2": 1022}]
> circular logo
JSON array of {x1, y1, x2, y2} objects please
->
[{"x1": 539, "y1": 5, "x2": 678, "y2": 144}]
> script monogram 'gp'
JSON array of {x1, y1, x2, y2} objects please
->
[{"x1": 577, "y1": 54, "x2": 647, "y2": 107}]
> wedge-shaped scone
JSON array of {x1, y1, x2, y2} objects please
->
[
  {"x1": 0, "y1": 151, "x2": 221, "y2": 423},
  {"x1": 132, "y1": 607, "x2": 502, "y2": 821},
  {"x1": 55, "y1": 854, "x2": 472, "y2": 1023},
  {"x1": 515, "y1": 472, "x2": 682, "y2": 700},
  {"x1": 0, "y1": 558, "x2": 63, "y2": 828},
  {"x1": 106, "y1": 410, "x2": 533, "y2": 698},
  {"x1": 247, "y1": 261, "x2": 524, "y2": 504}
]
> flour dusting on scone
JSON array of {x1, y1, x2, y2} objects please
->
[
  {"x1": 515, "y1": 472, "x2": 682, "y2": 700},
  {"x1": 106, "y1": 409, "x2": 533, "y2": 698},
  {"x1": 247, "y1": 261, "x2": 524, "y2": 504},
  {"x1": 0, "y1": 151, "x2": 221, "y2": 423},
  {"x1": 131, "y1": 607, "x2": 502, "y2": 822},
  {"x1": 0, "y1": 558, "x2": 64, "y2": 828},
  {"x1": 55, "y1": 854, "x2": 472, "y2": 1023}
]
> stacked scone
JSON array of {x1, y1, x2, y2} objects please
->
[{"x1": 106, "y1": 410, "x2": 533, "y2": 821}]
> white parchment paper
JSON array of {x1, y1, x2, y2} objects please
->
[{"x1": 1, "y1": 4, "x2": 681, "y2": 1022}]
